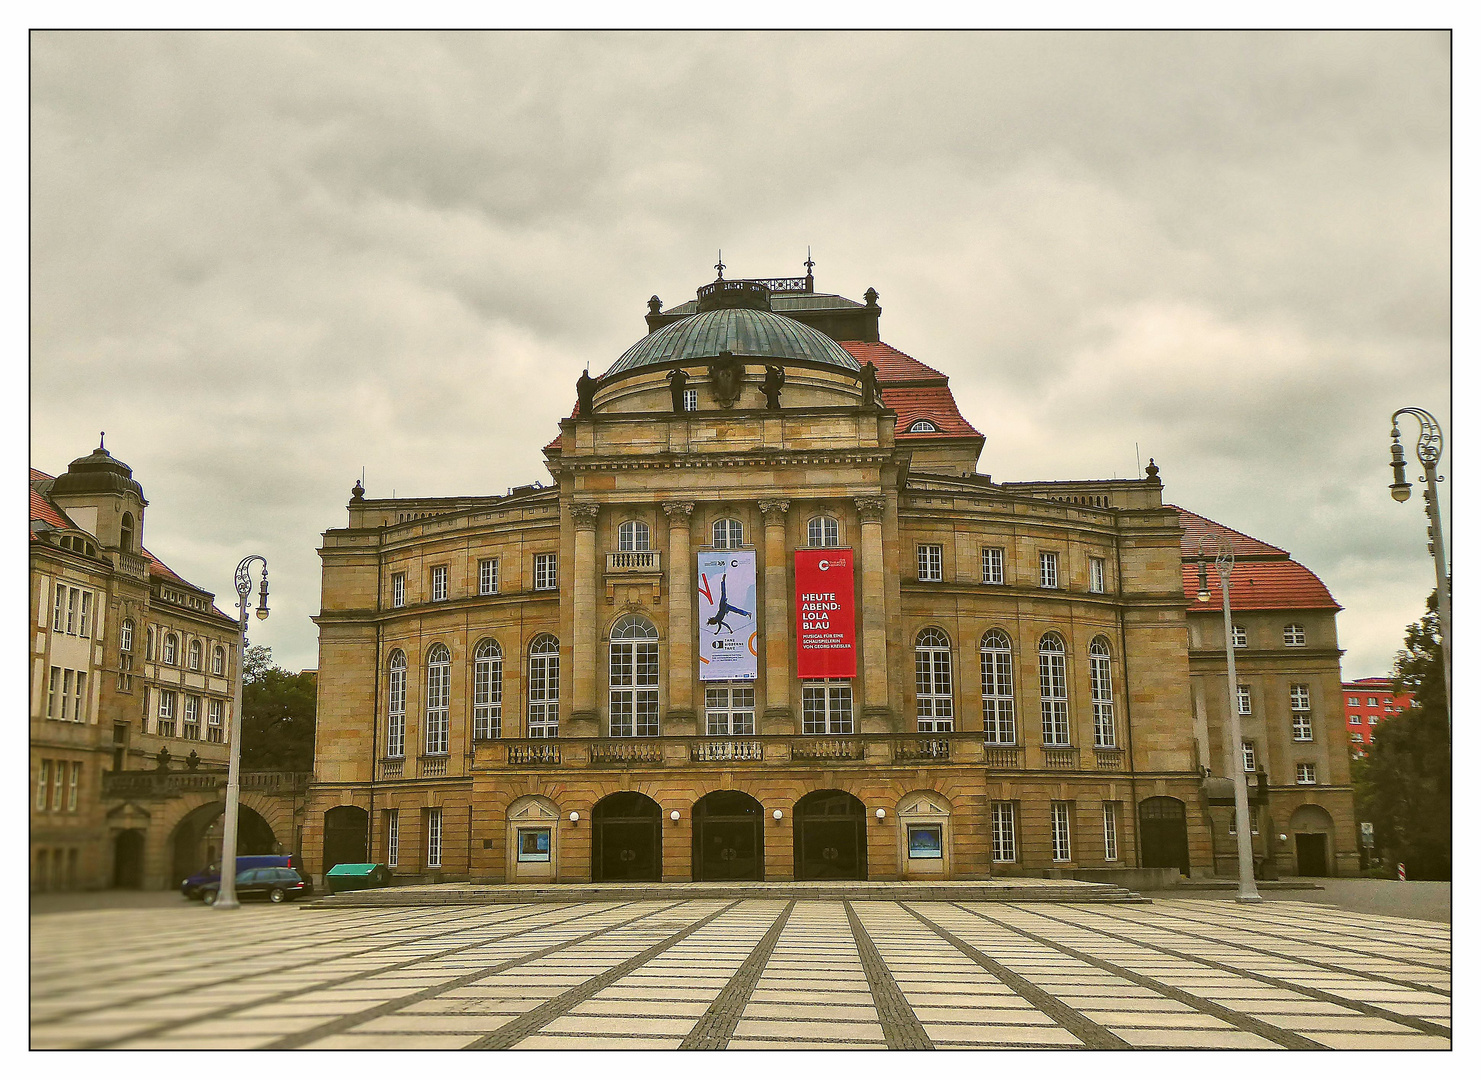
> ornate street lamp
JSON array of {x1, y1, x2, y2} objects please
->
[
  {"x1": 1388, "y1": 408, "x2": 1451, "y2": 727},
  {"x1": 1195, "y1": 532, "x2": 1261, "y2": 902},
  {"x1": 214, "y1": 555, "x2": 269, "y2": 910}
]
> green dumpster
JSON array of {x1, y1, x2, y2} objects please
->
[{"x1": 325, "y1": 863, "x2": 391, "y2": 894}]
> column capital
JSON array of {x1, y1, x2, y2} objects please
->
[
  {"x1": 854, "y1": 495, "x2": 887, "y2": 523},
  {"x1": 662, "y1": 501, "x2": 695, "y2": 523},
  {"x1": 758, "y1": 499, "x2": 790, "y2": 526},
  {"x1": 570, "y1": 502, "x2": 600, "y2": 529}
]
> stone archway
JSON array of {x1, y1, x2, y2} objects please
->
[
  {"x1": 794, "y1": 789, "x2": 867, "y2": 880},
  {"x1": 170, "y1": 801, "x2": 279, "y2": 884},
  {"x1": 1289, "y1": 804, "x2": 1336, "y2": 877},
  {"x1": 692, "y1": 790, "x2": 764, "y2": 881},
  {"x1": 592, "y1": 792, "x2": 662, "y2": 883}
]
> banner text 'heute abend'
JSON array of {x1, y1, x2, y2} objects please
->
[{"x1": 794, "y1": 549, "x2": 856, "y2": 678}]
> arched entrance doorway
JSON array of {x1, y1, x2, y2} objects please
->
[
  {"x1": 113, "y1": 830, "x2": 145, "y2": 888},
  {"x1": 794, "y1": 789, "x2": 867, "y2": 880},
  {"x1": 1290, "y1": 804, "x2": 1336, "y2": 876},
  {"x1": 693, "y1": 791, "x2": 763, "y2": 881},
  {"x1": 592, "y1": 792, "x2": 662, "y2": 882},
  {"x1": 323, "y1": 806, "x2": 369, "y2": 872},
  {"x1": 1139, "y1": 796, "x2": 1189, "y2": 875},
  {"x1": 171, "y1": 802, "x2": 279, "y2": 883}
]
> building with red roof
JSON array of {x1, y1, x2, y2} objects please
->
[{"x1": 1340, "y1": 677, "x2": 1413, "y2": 757}]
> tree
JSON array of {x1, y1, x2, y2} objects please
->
[
  {"x1": 240, "y1": 645, "x2": 316, "y2": 772},
  {"x1": 1354, "y1": 589, "x2": 1450, "y2": 879}
]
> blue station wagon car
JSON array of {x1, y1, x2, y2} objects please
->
[
  {"x1": 199, "y1": 867, "x2": 310, "y2": 905},
  {"x1": 181, "y1": 854, "x2": 310, "y2": 899}
]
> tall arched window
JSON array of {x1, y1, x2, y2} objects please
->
[
  {"x1": 618, "y1": 521, "x2": 650, "y2": 552},
  {"x1": 212, "y1": 645, "x2": 225, "y2": 676},
  {"x1": 473, "y1": 639, "x2": 503, "y2": 740},
  {"x1": 386, "y1": 651, "x2": 407, "y2": 758},
  {"x1": 610, "y1": 614, "x2": 659, "y2": 738},
  {"x1": 146, "y1": 627, "x2": 155, "y2": 660},
  {"x1": 915, "y1": 627, "x2": 954, "y2": 732},
  {"x1": 163, "y1": 633, "x2": 179, "y2": 666},
  {"x1": 712, "y1": 518, "x2": 744, "y2": 549},
  {"x1": 1039, "y1": 633, "x2": 1070, "y2": 746},
  {"x1": 120, "y1": 619, "x2": 134, "y2": 653},
  {"x1": 980, "y1": 630, "x2": 1015, "y2": 744},
  {"x1": 806, "y1": 516, "x2": 840, "y2": 548},
  {"x1": 120, "y1": 512, "x2": 135, "y2": 553},
  {"x1": 188, "y1": 640, "x2": 203, "y2": 671},
  {"x1": 1089, "y1": 637, "x2": 1115, "y2": 748},
  {"x1": 425, "y1": 644, "x2": 450, "y2": 755},
  {"x1": 528, "y1": 634, "x2": 560, "y2": 738}
]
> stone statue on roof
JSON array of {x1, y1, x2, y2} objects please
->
[
  {"x1": 668, "y1": 367, "x2": 689, "y2": 412},
  {"x1": 576, "y1": 369, "x2": 596, "y2": 418},
  {"x1": 762, "y1": 365, "x2": 785, "y2": 411},
  {"x1": 858, "y1": 360, "x2": 881, "y2": 409}
]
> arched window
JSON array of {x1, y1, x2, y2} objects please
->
[
  {"x1": 907, "y1": 420, "x2": 938, "y2": 433},
  {"x1": 473, "y1": 639, "x2": 503, "y2": 740},
  {"x1": 528, "y1": 634, "x2": 560, "y2": 738},
  {"x1": 712, "y1": 518, "x2": 744, "y2": 549},
  {"x1": 120, "y1": 512, "x2": 135, "y2": 553},
  {"x1": 610, "y1": 614, "x2": 659, "y2": 738},
  {"x1": 1039, "y1": 633, "x2": 1069, "y2": 746},
  {"x1": 188, "y1": 640, "x2": 202, "y2": 671},
  {"x1": 807, "y1": 516, "x2": 840, "y2": 548},
  {"x1": 425, "y1": 644, "x2": 450, "y2": 755},
  {"x1": 386, "y1": 651, "x2": 407, "y2": 758},
  {"x1": 980, "y1": 630, "x2": 1015, "y2": 744},
  {"x1": 146, "y1": 627, "x2": 155, "y2": 660},
  {"x1": 1089, "y1": 637, "x2": 1115, "y2": 748},
  {"x1": 914, "y1": 627, "x2": 954, "y2": 732},
  {"x1": 163, "y1": 633, "x2": 178, "y2": 666},
  {"x1": 618, "y1": 520, "x2": 650, "y2": 552},
  {"x1": 212, "y1": 645, "x2": 226, "y2": 676},
  {"x1": 120, "y1": 618, "x2": 134, "y2": 653}
]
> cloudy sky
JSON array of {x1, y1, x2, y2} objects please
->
[{"x1": 29, "y1": 30, "x2": 1450, "y2": 678}]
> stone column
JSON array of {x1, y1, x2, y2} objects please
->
[
  {"x1": 569, "y1": 502, "x2": 600, "y2": 736},
  {"x1": 855, "y1": 495, "x2": 893, "y2": 733},
  {"x1": 758, "y1": 499, "x2": 792, "y2": 733},
  {"x1": 663, "y1": 501, "x2": 697, "y2": 734}
]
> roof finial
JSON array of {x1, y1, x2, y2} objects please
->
[
  {"x1": 98, "y1": 431, "x2": 106, "y2": 451},
  {"x1": 715, "y1": 250, "x2": 725, "y2": 280},
  {"x1": 804, "y1": 246, "x2": 815, "y2": 275}
]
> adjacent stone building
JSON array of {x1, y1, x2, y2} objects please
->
[{"x1": 305, "y1": 266, "x2": 1357, "y2": 885}]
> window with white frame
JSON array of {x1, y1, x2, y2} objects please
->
[
  {"x1": 618, "y1": 520, "x2": 650, "y2": 552},
  {"x1": 802, "y1": 679, "x2": 853, "y2": 734},
  {"x1": 991, "y1": 802, "x2": 1017, "y2": 862},
  {"x1": 431, "y1": 565, "x2": 448, "y2": 603},
  {"x1": 1039, "y1": 633, "x2": 1070, "y2": 745},
  {"x1": 163, "y1": 633, "x2": 178, "y2": 665},
  {"x1": 52, "y1": 585, "x2": 65, "y2": 632},
  {"x1": 66, "y1": 588, "x2": 78, "y2": 635},
  {"x1": 1242, "y1": 740, "x2": 1257, "y2": 772},
  {"x1": 1051, "y1": 801, "x2": 1072, "y2": 861},
  {"x1": 1283, "y1": 624, "x2": 1306, "y2": 647},
  {"x1": 473, "y1": 639, "x2": 503, "y2": 740},
  {"x1": 806, "y1": 516, "x2": 840, "y2": 548},
  {"x1": 609, "y1": 615, "x2": 659, "y2": 738},
  {"x1": 1237, "y1": 684, "x2": 1252, "y2": 715},
  {"x1": 1368, "y1": 716, "x2": 1378, "y2": 725},
  {"x1": 982, "y1": 546, "x2": 1004, "y2": 585},
  {"x1": 1290, "y1": 683, "x2": 1313, "y2": 741},
  {"x1": 1351, "y1": 733, "x2": 1364, "y2": 744},
  {"x1": 1089, "y1": 637, "x2": 1115, "y2": 747},
  {"x1": 1295, "y1": 763, "x2": 1316, "y2": 785},
  {"x1": 386, "y1": 651, "x2": 407, "y2": 758},
  {"x1": 917, "y1": 544, "x2": 943, "y2": 582},
  {"x1": 50, "y1": 765, "x2": 64, "y2": 811},
  {"x1": 392, "y1": 572, "x2": 406, "y2": 608},
  {"x1": 1039, "y1": 551, "x2": 1059, "y2": 588},
  {"x1": 1102, "y1": 802, "x2": 1118, "y2": 861},
  {"x1": 212, "y1": 645, "x2": 226, "y2": 676},
  {"x1": 68, "y1": 762, "x2": 80, "y2": 812},
  {"x1": 386, "y1": 809, "x2": 399, "y2": 868},
  {"x1": 1089, "y1": 557, "x2": 1106, "y2": 594},
  {"x1": 712, "y1": 518, "x2": 744, "y2": 549},
  {"x1": 120, "y1": 618, "x2": 134, "y2": 654},
  {"x1": 70, "y1": 671, "x2": 85, "y2": 723},
  {"x1": 188, "y1": 640, "x2": 202, "y2": 671},
  {"x1": 47, "y1": 667, "x2": 60, "y2": 719},
  {"x1": 184, "y1": 695, "x2": 200, "y2": 740},
  {"x1": 424, "y1": 644, "x2": 450, "y2": 754},
  {"x1": 527, "y1": 634, "x2": 560, "y2": 737},
  {"x1": 1348, "y1": 695, "x2": 1360, "y2": 706},
  {"x1": 907, "y1": 419, "x2": 938, "y2": 433},
  {"x1": 980, "y1": 630, "x2": 1016, "y2": 744},
  {"x1": 1367, "y1": 696, "x2": 1378, "y2": 707},
  {"x1": 208, "y1": 699, "x2": 224, "y2": 742},
  {"x1": 426, "y1": 808, "x2": 442, "y2": 868},
  {"x1": 479, "y1": 558, "x2": 499, "y2": 596},
  {"x1": 157, "y1": 689, "x2": 177, "y2": 736},
  {"x1": 36, "y1": 761, "x2": 50, "y2": 811},
  {"x1": 705, "y1": 683, "x2": 755, "y2": 736},
  {"x1": 1231, "y1": 624, "x2": 1247, "y2": 648},
  {"x1": 534, "y1": 553, "x2": 558, "y2": 591},
  {"x1": 79, "y1": 592, "x2": 91, "y2": 638},
  {"x1": 915, "y1": 628, "x2": 954, "y2": 731},
  {"x1": 683, "y1": 387, "x2": 698, "y2": 412}
]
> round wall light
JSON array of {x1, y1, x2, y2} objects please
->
[
  {"x1": 569, "y1": 811, "x2": 580, "y2": 824},
  {"x1": 772, "y1": 809, "x2": 783, "y2": 821},
  {"x1": 1278, "y1": 833, "x2": 1288, "y2": 842},
  {"x1": 875, "y1": 808, "x2": 886, "y2": 821},
  {"x1": 670, "y1": 810, "x2": 681, "y2": 822}
]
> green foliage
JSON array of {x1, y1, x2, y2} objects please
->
[
  {"x1": 240, "y1": 645, "x2": 316, "y2": 772},
  {"x1": 1354, "y1": 589, "x2": 1450, "y2": 880}
]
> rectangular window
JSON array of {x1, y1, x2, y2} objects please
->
[
  {"x1": 609, "y1": 639, "x2": 660, "y2": 739},
  {"x1": 1237, "y1": 684, "x2": 1252, "y2": 715},
  {"x1": 61, "y1": 670, "x2": 73, "y2": 720},
  {"x1": 66, "y1": 587, "x2": 79, "y2": 635},
  {"x1": 72, "y1": 671, "x2": 86, "y2": 723},
  {"x1": 207, "y1": 700, "x2": 224, "y2": 742},
  {"x1": 47, "y1": 667, "x2": 60, "y2": 719},
  {"x1": 534, "y1": 553, "x2": 558, "y2": 591},
  {"x1": 387, "y1": 664, "x2": 406, "y2": 756},
  {"x1": 907, "y1": 824, "x2": 943, "y2": 860},
  {"x1": 802, "y1": 680, "x2": 853, "y2": 735},
  {"x1": 917, "y1": 544, "x2": 943, "y2": 582},
  {"x1": 1368, "y1": 716, "x2": 1378, "y2": 725},
  {"x1": 53, "y1": 585, "x2": 65, "y2": 632},
  {"x1": 517, "y1": 827, "x2": 553, "y2": 863},
  {"x1": 1039, "y1": 551, "x2": 1059, "y2": 589},
  {"x1": 386, "y1": 810, "x2": 399, "y2": 868},
  {"x1": 1367, "y1": 696, "x2": 1378, "y2": 707},
  {"x1": 51, "y1": 762, "x2": 64, "y2": 811},
  {"x1": 982, "y1": 546, "x2": 1005, "y2": 585},
  {"x1": 1296, "y1": 763, "x2": 1316, "y2": 785},
  {"x1": 117, "y1": 652, "x2": 133, "y2": 692},
  {"x1": 1090, "y1": 652, "x2": 1115, "y2": 748},
  {"x1": 426, "y1": 808, "x2": 443, "y2": 868},
  {"x1": 431, "y1": 565, "x2": 448, "y2": 602},
  {"x1": 67, "y1": 762, "x2": 80, "y2": 812},
  {"x1": 157, "y1": 689, "x2": 176, "y2": 736},
  {"x1": 1089, "y1": 557, "x2": 1106, "y2": 594},
  {"x1": 1051, "y1": 801, "x2": 1072, "y2": 862},
  {"x1": 1284, "y1": 624, "x2": 1306, "y2": 647},
  {"x1": 37, "y1": 760, "x2": 50, "y2": 811},
  {"x1": 1290, "y1": 683, "x2": 1312, "y2": 741},
  {"x1": 425, "y1": 663, "x2": 450, "y2": 755},
  {"x1": 1231, "y1": 625, "x2": 1247, "y2": 648},
  {"x1": 1351, "y1": 732, "x2": 1364, "y2": 744},
  {"x1": 527, "y1": 648, "x2": 559, "y2": 738},
  {"x1": 683, "y1": 387, "x2": 698, "y2": 412},
  {"x1": 980, "y1": 640, "x2": 1015, "y2": 744},
  {"x1": 391, "y1": 572, "x2": 405, "y2": 608},
  {"x1": 1039, "y1": 650, "x2": 1070, "y2": 746},
  {"x1": 79, "y1": 592, "x2": 91, "y2": 638},
  {"x1": 183, "y1": 695, "x2": 201, "y2": 740},
  {"x1": 473, "y1": 651, "x2": 502, "y2": 741},
  {"x1": 705, "y1": 684, "x2": 756, "y2": 736},
  {"x1": 479, "y1": 558, "x2": 499, "y2": 596},
  {"x1": 991, "y1": 802, "x2": 1017, "y2": 862},
  {"x1": 1102, "y1": 802, "x2": 1118, "y2": 861},
  {"x1": 1242, "y1": 740, "x2": 1256, "y2": 772}
]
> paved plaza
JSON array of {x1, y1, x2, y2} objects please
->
[{"x1": 32, "y1": 897, "x2": 1449, "y2": 1050}]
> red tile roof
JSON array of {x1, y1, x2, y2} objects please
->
[
  {"x1": 880, "y1": 385, "x2": 983, "y2": 439},
  {"x1": 837, "y1": 341, "x2": 946, "y2": 383},
  {"x1": 30, "y1": 486, "x2": 76, "y2": 538},
  {"x1": 1171, "y1": 505, "x2": 1288, "y2": 559},
  {"x1": 1182, "y1": 559, "x2": 1339, "y2": 613}
]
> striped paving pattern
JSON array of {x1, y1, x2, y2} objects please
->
[{"x1": 31, "y1": 898, "x2": 1449, "y2": 1050}]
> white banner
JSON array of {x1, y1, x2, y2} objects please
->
[{"x1": 697, "y1": 550, "x2": 758, "y2": 682}]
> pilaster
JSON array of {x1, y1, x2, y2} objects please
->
[
  {"x1": 663, "y1": 501, "x2": 697, "y2": 735},
  {"x1": 759, "y1": 499, "x2": 792, "y2": 732}
]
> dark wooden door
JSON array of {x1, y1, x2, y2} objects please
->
[
  {"x1": 1138, "y1": 797, "x2": 1189, "y2": 876},
  {"x1": 593, "y1": 793, "x2": 662, "y2": 882},
  {"x1": 694, "y1": 791, "x2": 763, "y2": 881},
  {"x1": 1296, "y1": 833, "x2": 1329, "y2": 876},
  {"x1": 795, "y1": 790, "x2": 866, "y2": 880}
]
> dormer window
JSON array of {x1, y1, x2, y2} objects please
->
[{"x1": 907, "y1": 420, "x2": 938, "y2": 433}]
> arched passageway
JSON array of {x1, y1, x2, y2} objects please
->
[
  {"x1": 692, "y1": 790, "x2": 763, "y2": 881},
  {"x1": 592, "y1": 792, "x2": 662, "y2": 882},
  {"x1": 171, "y1": 802, "x2": 279, "y2": 883},
  {"x1": 794, "y1": 789, "x2": 867, "y2": 880}
]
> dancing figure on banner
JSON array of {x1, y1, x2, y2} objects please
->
[{"x1": 704, "y1": 573, "x2": 752, "y2": 634}]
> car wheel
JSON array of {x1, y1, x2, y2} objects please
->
[
  {"x1": 201, "y1": 889, "x2": 218, "y2": 905},
  {"x1": 268, "y1": 887, "x2": 287, "y2": 904}
]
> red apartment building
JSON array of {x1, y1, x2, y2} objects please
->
[{"x1": 1341, "y1": 677, "x2": 1413, "y2": 757}]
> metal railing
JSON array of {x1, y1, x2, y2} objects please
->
[
  {"x1": 691, "y1": 739, "x2": 763, "y2": 763},
  {"x1": 605, "y1": 551, "x2": 661, "y2": 573}
]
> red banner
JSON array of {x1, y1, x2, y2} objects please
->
[{"x1": 794, "y1": 550, "x2": 856, "y2": 678}]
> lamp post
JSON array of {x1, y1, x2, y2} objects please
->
[
  {"x1": 1387, "y1": 408, "x2": 1450, "y2": 727},
  {"x1": 213, "y1": 555, "x2": 269, "y2": 910},
  {"x1": 1196, "y1": 532, "x2": 1261, "y2": 902}
]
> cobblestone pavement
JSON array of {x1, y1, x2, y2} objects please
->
[{"x1": 31, "y1": 898, "x2": 1450, "y2": 1050}]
